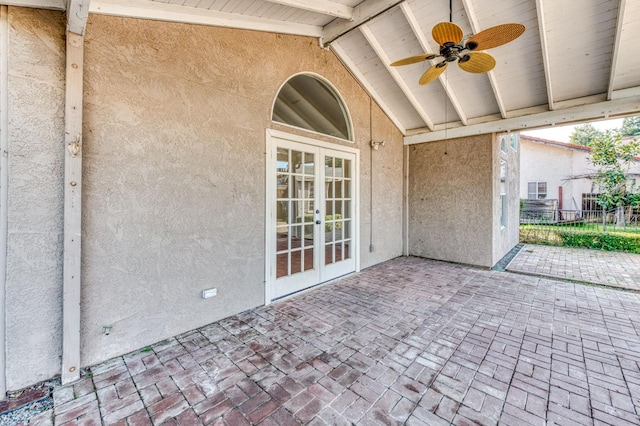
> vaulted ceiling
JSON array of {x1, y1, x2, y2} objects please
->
[{"x1": 14, "y1": 0, "x2": 640, "y2": 144}]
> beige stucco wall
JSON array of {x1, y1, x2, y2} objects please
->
[
  {"x1": 79, "y1": 16, "x2": 404, "y2": 367},
  {"x1": 4, "y1": 8, "x2": 65, "y2": 390},
  {"x1": 408, "y1": 135, "x2": 495, "y2": 267}
]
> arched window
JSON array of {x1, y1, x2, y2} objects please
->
[{"x1": 272, "y1": 74, "x2": 352, "y2": 141}]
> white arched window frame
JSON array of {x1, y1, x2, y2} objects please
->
[{"x1": 272, "y1": 73, "x2": 354, "y2": 142}]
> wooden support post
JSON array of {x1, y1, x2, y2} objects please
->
[{"x1": 62, "y1": 31, "x2": 83, "y2": 385}]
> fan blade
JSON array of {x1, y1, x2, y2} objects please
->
[
  {"x1": 390, "y1": 54, "x2": 438, "y2": 67},
  {"x1": 419, "y1": 63, "x2": 447, "y2": 85},
  {"x1": 466, "y1": 23, "x2": 525, "y2": 50},
  {"x1": 432, "y1": 22, "x2": 463, "y2": 45},
  {"x1": 458, "y1": 52, "x2": 496, "y2": 73}
]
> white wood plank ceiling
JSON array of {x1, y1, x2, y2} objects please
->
[{"x1": 13, "y1": 0, "x2": 640, "y2": 144}]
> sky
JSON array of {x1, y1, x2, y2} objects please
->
[{"x1": 520, "y1": 118, "x2": 624, "y2": 143}]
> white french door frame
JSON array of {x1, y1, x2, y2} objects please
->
[{"x1": 265, "y1": 129, "x2": 360, "y2": 304}]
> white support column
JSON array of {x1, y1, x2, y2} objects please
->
[
  {"x1": 62, "y1": 31, "x2": 83, "y2": 385},
  {"x1": 0, "y1": 5, "x2": 9, "y2": 399}
]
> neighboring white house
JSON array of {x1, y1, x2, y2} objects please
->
[{"x1": 520, "y1": 134, "x2": 640, "y2": 211}]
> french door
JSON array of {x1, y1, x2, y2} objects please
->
[{"x1": 266, "y1": 131, "x2": 358, "y2": 301}]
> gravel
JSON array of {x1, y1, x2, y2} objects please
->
[{"x1": 0, "y1": 397, "x2": 52, "y2": 426}]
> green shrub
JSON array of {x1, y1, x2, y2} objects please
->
[
  {"x1": 557, "y1": 231, "x2": 640, "y2": 253},
  {"x1": 520, "y1": 225, "x2": 640, "y2": 253}
]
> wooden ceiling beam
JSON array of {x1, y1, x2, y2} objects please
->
[
  {"x1": 405, "y1": 96, "x2": 640, "y2": 144},
  {"x1": 89, "y1": 0, "x2": 323, "y2": 37},
  {"x1": 330, "y1": 41, "x2": 407, "y2": 134},
  {"x1": 264, "y1": 0, "x2": 353, "y2": 20},
  {"x1": 460, "y1": 0, "x2": 507, "y2": 119},
  {"x1": 321, "y1": 0, "x2": 404, "y2": 46},
  {"x1": 399, "y1": 2, "x2": 468, "y2": 125},
  {"x1": 535, "y1": 0, "x2": 554, "y2": 110},
  {"x1": 607, "y1": 0, "x2": 627, "y2": 101},
  {"x1": 360, "y1": 23, "x2": 435, "y2": 131},
  {"x1": 0, "y1": 0, "x2": 65, "y2": 9}
]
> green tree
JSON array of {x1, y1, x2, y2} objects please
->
[
  {"x1": 620, "y1": 116, "x2": 640, "y2": 137},
  {"x1": 569, "y1": 123, "x2": 605, "y2": 146},
  {"x1": 589, "y1": 129, "x2": 640, "y2": 230}
]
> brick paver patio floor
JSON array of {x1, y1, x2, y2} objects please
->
[
  {"x1": 507, "y1": 244, "x2": 640, "y2": 291},
  {"x1": 41, "y1": 256, "x2": 640, "y2": 425}
]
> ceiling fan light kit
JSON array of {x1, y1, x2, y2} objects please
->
[{"x1": 390, "y1": 22, "x2": 525, "y2": 85}]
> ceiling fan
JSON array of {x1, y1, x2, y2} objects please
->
[{"x1": 390, "y1": 22, "x2": 525, "y2": 85}]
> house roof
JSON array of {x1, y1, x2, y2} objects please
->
[
  {"x1": 19, "y1": 0, "x2": 640, "y2": 145},
  {"x1": 520, "y1": 134, "x2": 640, "y2": 162},
  {"x1": 520, "y1": 135, "x2": 593, "y2": 153}
]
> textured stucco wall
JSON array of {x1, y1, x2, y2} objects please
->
[
  {"x1": 492, "y1": 136, "x2": 520, "y2": 265},
  {"x1": 80, "y1": 15, "x2": 403, "y2": 367},
  {"x1": 408, "y1": 135, "x2": 494, "y2": 267},
  {"x1": 4, "y1": 8, "x2": 65, "y2": 390}
]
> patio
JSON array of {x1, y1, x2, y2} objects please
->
[
  {"x1": 507, "y1": 244, "x2": 640, "y2": 291},
  {"x1": 43, "y1": 256, "x2": 640, "y2": 425}
]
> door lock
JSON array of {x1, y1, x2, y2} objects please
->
[{"x1": 315, "y1": 220, "x2": 321, "y2": 225}]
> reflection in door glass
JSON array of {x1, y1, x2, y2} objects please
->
[
  {"x1": 303, "y1": 248, "x2": 313, "y2": 271},
  {"x1": 325, "y1": 243, "x2": 334, "y2": 265},
  {"x1": 276, "y1": 253, "x2": 288, "y2": 278},
  {"x1": 277, "y1": 148, "x2": 290, "y2": 172},
  {"x1": 275, "y1": 147, "x2": 317, "y2": 280},
  {"x1": 290, "y1": 250, "x2": 302, "y2": 275},
  {"x1": 292, "y1": 151, "x2": 303, "y2": 174},
  {"x1": 304, "y1": 153, "x2": 315, "y2": 175}
]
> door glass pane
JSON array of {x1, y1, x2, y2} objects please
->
[
  {"x1": 335, "y1": 180, "x2": 343, "y2": 198},
  {"x1": 276, "y1": 226, "x2": 288, "y2": 252},
  {"x1": 276, "y1": 174, "x2": 288, "y2": 199},
  {"x1": 292, "y1": 151, "x2": 303, "y2": 174},
  {"x1": 277, "y1": 148, "x2": 289, "y2": 172},
  {"x1": 326, "y1": 224, "x2": 334, "y2": 243},
  {"x1": 291, "y1": 225, "x2": 302, "y2": 249},
  {"x1": 292, "y1": 176, "x2": 303, "y2": 201},
  {"x1": 276, "y1": 253, "x2": 288, "y2": 278},
  {"x1": 304, "y1": 224, "x2": 314, "y2": 242},
  {"x1": 343, "y1": 200, "x2": 351, "y2": 219},
  {"x1": 326, "y1": 179, "x2": 334, "y2": 199},
  {"x1": 291, "y1": 250, "x2": 302, "y2": 275},
  {"x1": 304, "y1": 176, "x2": 314, "y2": 199},
  {"x1": 344, "y1": 240, "x2": 351, "y2": 259},
  {"x1": 335, "y1": 221, "x2": 343, "y2": 241},
  {"x1": 336, "y1": 242, "x2": 344, "y2": 262},
  {"x1": 343, "y1": 220, "x2": 351, "y2": 239},
  {"x1": 325, "y1": 156, "x2": 334, "y2": 176},
  {"x1": 343, "y1": 179, "x2": 351, "y2": 198},
  {"x1": 304, "y1": 153, "x2": 315, "y2": 175},
  {"x1": 325, "y1": 243, "x2": 334, "y2": 265},
  {"x1": 303, "y1": 248, "x2": 314, "y2": 271},
  {"x1": 343, "y1": 159, "x2": 351, "y2": 178},
  {"x1": 335, "y1": 199, "x2": 343, "y2": 216},
  {"x1": 277, "y1": 200, "x2": 289, "y2": 225},
  {"x1": 304, "y1": 201, "x2": 314, "y2": 219},
  {"x1": 326, "y1": 200, "x2": 333, "y2": 216}
]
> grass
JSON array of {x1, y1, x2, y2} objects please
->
[{"x1": 520, "y1": 223, "x2": 640, "y2": 254}]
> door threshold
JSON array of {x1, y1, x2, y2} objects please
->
[{"x1": 269, "y1": 271, "x2": 354, "y2": 304}]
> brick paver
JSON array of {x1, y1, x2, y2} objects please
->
[
  {"x1": 46, "y1": 256, "x2": 640, "y2": 425},
  {"x1": 507, "y1": 244, "x2": 640, "y2": 290}
]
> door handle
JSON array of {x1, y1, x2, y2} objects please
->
[{"x1": 315, "y1": 220, "x2": 321, "y2": 225}]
